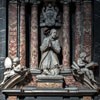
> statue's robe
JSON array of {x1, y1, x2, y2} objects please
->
[{"x1": 39, "y1": 37, "x2": 61, "y2": 70}]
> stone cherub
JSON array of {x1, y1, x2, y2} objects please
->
[
  {"x1": 0, "y1": 57, "x2": 25, "y2": 86},
  {"x1": 39, "y1": 29, "x2": 61, "y2": 75},
  {"x1": 71, "y1": 52, "x2": 98, "y2": 89}
]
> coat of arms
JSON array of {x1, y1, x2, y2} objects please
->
[{"x1": 40, "y1": 3, "x2": 61, "y2": 27}]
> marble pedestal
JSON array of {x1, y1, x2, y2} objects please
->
[{"x1": 36, "y1": 75, "x2": 64, "y2": 89}]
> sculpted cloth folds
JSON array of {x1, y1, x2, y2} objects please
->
[{"x1": 39, "y1": 36, "x2": 61, "y2": 70}]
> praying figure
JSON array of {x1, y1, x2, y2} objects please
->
[{"x1": 39, "y1": 29, "x2": 61, "y2": 75}]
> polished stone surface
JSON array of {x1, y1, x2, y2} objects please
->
[
  {"x1": 62, "y1": 4, "x2": 70, "y2": 67},
  {"x1": 30, "y1": 5, "x2": 38, "y2": 69},
  {"x1": 83, "y1": 1, "x2": 92, "y2": 62},
  {"x1": 2, "y1": 89, "x2": 98, "y2": 96},
  {"x1": 36, "y1": 75, "x2": 63, "y2": 80},
  {"x1": 36, "y1": 75, "x2": 63, "y2": 88},
  {"x1": 20, "y1": 5, "x2": 26, "y2": 66},
  {"x1": 8, "y1": 3, "x2": 18, "y2": 58},
  {"x1": 74, "y1": 2, "x2": 81, "y2": 62}
]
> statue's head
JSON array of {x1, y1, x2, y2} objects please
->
[
  {"x1": 13, "y1": 57, "x2": 20, "y2": 66},
  {"x1": 50, "y1": 29, "x2": 57, "y2": 39},
  {"x1": 80, "y1": 52, "x2": 87, "y2": 59}
]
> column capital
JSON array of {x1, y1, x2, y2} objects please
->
[
  {"x1": 9, "y1": 0, "x2": 41, "y2": 4},
  {"x1": 60, "y1": 0, "x2": 71, "y2": 4},
  {"x1": 9, "y1": 0, "x2": 18, "y2": 4},
  {"x1": 75, "y1": 0, "x2": 81, "y2": 3},
  {"x1": 24, "y1": 0, "x2": 41, "y2": 4},
  {"x1": 9, "y1": 0, "x2": 25, "y2": 4},
  {"x1": 31, "y1": 0, "x2": 41, "y2": 4}
]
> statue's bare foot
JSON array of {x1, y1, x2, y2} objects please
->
[{"x1": 43, "y1": 69, "x2": 51, "y2": 75}]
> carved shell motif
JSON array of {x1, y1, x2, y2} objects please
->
[{"x1": 4, "y1": 57, "x2": 13, "y2": 69}]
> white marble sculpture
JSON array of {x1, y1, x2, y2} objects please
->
[
  {"x1": 71, "y1": 52, "x2": 98, "y2": 89},
  {"x1": 39, "y1": 29, "x2": 61, "y2": 75},
  {"x1": 0, "y1": 57, "x2": 25, "y2": 86}
]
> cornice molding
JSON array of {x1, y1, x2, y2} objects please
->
[{"x1": 9, "y1": 0, "x2": 41, "y2": 4}]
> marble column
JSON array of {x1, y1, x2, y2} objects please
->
[
  {"x1": 30, "y1": 4, "x2": 38, "y2": 68},
  {"x1": 20, "y1": 4, "x2": 26, "y2": 66},
  {"x1": 8, "y1": 2, "x2": 18, "y2": 58},
  {"x1": 83, "y1": 0, "x2": 92, "y2": 61},
  {"x1": 62, "y1": 3, "x2": 70, "y2": 68},
  {"x1": 74, "y1": 1, "x2": 81, "y2": 62}
]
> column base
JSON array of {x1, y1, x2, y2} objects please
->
[
  {"x1": 30, "y1": 68, "x2": 41, "y2": 75},
  {"x1": 83, "y1": 96, "x2": 92, "y2": 100}
]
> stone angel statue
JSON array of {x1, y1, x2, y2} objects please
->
[
  {"x1": 0, "y1": 57, "x2": 28, "y2": 88},
  {"x1": 71, "y1": 52, "x2": 98, "y2": 89}
]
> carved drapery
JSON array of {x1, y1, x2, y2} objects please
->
[
  {"x1": 83, "y1": 0, "x2": 92, "y2": 62},
  {"x1": 30, "y1": 4, "x2": 38, "y2": 68},
  {"x1": 62, "y1": 3, "x2": 70, "y2": 68},
  {"x1": 8, "y1": 2, "x2": 17, "y2": 58},
  {"x1": 20, "y1": 4, "x2": 26, "y2": 66}
]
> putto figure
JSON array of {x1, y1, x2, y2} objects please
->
[
  {"x1": 0, "y1": 57, "x2": 27, "y2": 86},
  {"x1": 39, "y1": 29, "x2": 61, "y2": 75},
  {"x1": 71, "y1": 52, "x2": 98, "y2": 89},
  {"x1": 77, "y1": 52, "x2": 97, "y2": 83}
]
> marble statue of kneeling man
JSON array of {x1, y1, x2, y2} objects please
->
[{"x1": 39, "y1": 29, "x2": 61, "y2": 75}]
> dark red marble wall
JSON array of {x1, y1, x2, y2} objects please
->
[
  {"x1": 74, "y1": 1, "x2": 92, "y2": 62},
  {"x1": 74, "y1": 2, "x2": 81, "y2": 62},
  {"x1": 83, "y1": 1, "x2": 92, "y2": 62}
]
